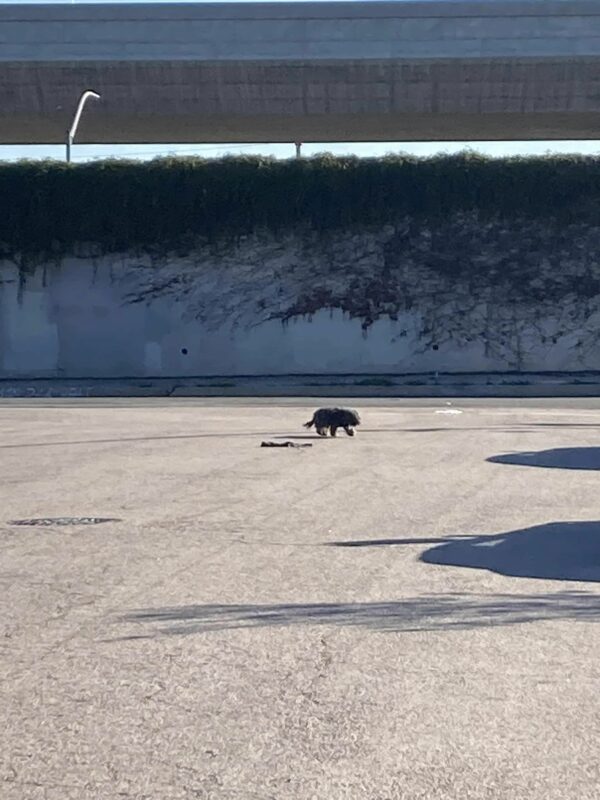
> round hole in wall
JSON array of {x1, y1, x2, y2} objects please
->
[{"x1": 181, "y1": 348, "x2": 188, "y2": 355}]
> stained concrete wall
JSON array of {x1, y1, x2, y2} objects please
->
[
  {"x1": 2, "y1": 0, "x2": 600, "y2": 142},
  {"x1": 2, "y1": 216, "x2": 600, "y2": 378}
]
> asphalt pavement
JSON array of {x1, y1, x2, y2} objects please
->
[{"x1": 1, "y1": 399, "x2": 599, "y2": 799}]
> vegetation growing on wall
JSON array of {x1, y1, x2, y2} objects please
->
[
  {"x1": 121, "y1": 211, "x2": 600, "y2": 349},
  {"x1": 1, "y1": 153, "x2": 600, "y2": 260}
]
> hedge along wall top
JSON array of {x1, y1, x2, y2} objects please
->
[{"x1": 1, "y1": 153, "x2": 600, "y2": 259}]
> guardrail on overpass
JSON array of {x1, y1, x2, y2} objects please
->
[{"x1": 1, "y1": 1, "x2": 600, "y2": 143}]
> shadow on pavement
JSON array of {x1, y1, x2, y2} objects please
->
[
  {"x1": 120, "y1": 590, "x2": 600, "y2": 637},
  {"x1": 516, "y1": 422, "x2": 600, "y2": 429},
  {"x1": 0, "y1": 431, "x2": 286, "y2": 449},
  {"x1": 331, "y1": 522, "x2": 600, "y2": 583},
  {"x1": 421, "y1": 521, "x2": 600, "y2": 582},
  {"x1": 1, "y1": 425, "x2": 539, "y2": 450},
  {"x1": 329, "y1": 536, "x2": 472, "y2": 547},
  {"x1": 273, "y1": 434, "x2": 326, "y2": 440},
  {"x1": 488, "y1": 447, "x2": 600, "y2": 470}
]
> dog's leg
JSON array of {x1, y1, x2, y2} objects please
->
[
  {"x1": 316, "y1": 427, "x2": 327, "y2": 436},
  {"x1": 344, "y1": 426, "x2": 355, "y2": 436},
  {"x1": 330, "y1": 426, "x2": 338, "y2": 437}
]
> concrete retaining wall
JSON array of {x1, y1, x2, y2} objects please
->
[{"x1": 2, "y1": 216, "x2": 600, "y2": 378}]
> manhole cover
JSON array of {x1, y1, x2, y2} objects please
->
[{"x1": 8, "y1": 517, "x2": 121, "y2": 527}]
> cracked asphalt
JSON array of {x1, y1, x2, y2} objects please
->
[{"x1": 1, "y1": 398, "x2": 599, "y2": 799}]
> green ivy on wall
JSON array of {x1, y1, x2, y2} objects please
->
[{"x1": 1, "y1": 153, "x2": 599, "y2": 259}]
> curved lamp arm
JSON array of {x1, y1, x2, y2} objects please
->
[{"x1": 66, "y1": 90, "x2": 101, "y2": 163}]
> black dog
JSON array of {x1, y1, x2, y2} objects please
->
[{"x1": 304, "y1": 407, "x2": 361, "y2": 437}]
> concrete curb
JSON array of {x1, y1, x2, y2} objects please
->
[{"x1": 2, "y1": 374, "x2": 600, "y2": 399}]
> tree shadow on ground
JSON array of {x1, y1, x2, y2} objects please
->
[
  {"x1": 521, "y1": 423, "x2": 600, "y2": 428},
  {"x1": 488, "y1": 447, "x2": 600, "y2": 470},
  {"x1": 120, "y1": 590, "x2": 600, "y2": 638},
  {"x1": 0, "y1": 431, "x2": 278, "y2": 449},
  {"x1": 331, "y1": 536, "x2": 472, "y2": 548},
  {"x1": 272, "y1": 434, "x2": 328, "y2": 440},
  {"x1": 1, "y1": 425, "x2": 544, "y2": 450},
  {"x1": 420, "y1": 521, "x2": 600, "y2": 582},
  {"x1": 330, "y1": 522, "x2": 600, "y2": 583}
]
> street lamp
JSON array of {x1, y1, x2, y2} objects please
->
[{"x1": 66, "y1": 90, "x2": 101, "y2": 163}]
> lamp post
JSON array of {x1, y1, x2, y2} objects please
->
[{"x1": 66, "y1": 90, "x2": 101, "y2": 163}]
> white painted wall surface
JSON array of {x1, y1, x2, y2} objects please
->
[{"x1": 2, "y1": 220, "x2": 600, "y2": 378}]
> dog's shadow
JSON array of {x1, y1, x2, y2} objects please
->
[{"x1": 273, "y1": 434, "x2": 332, "y2": 441}]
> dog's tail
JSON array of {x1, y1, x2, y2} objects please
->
[{"x1": 303, "y1": 415, "x2": 315, "y2": 429}]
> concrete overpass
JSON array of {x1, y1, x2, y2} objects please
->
[{"x1": 1, "y1": 1, "x2": 600, "y2": 144}]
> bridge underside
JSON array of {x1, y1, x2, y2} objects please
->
[{"x1": 2, "y1": 58, "x2": 600, "y2": 144}]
